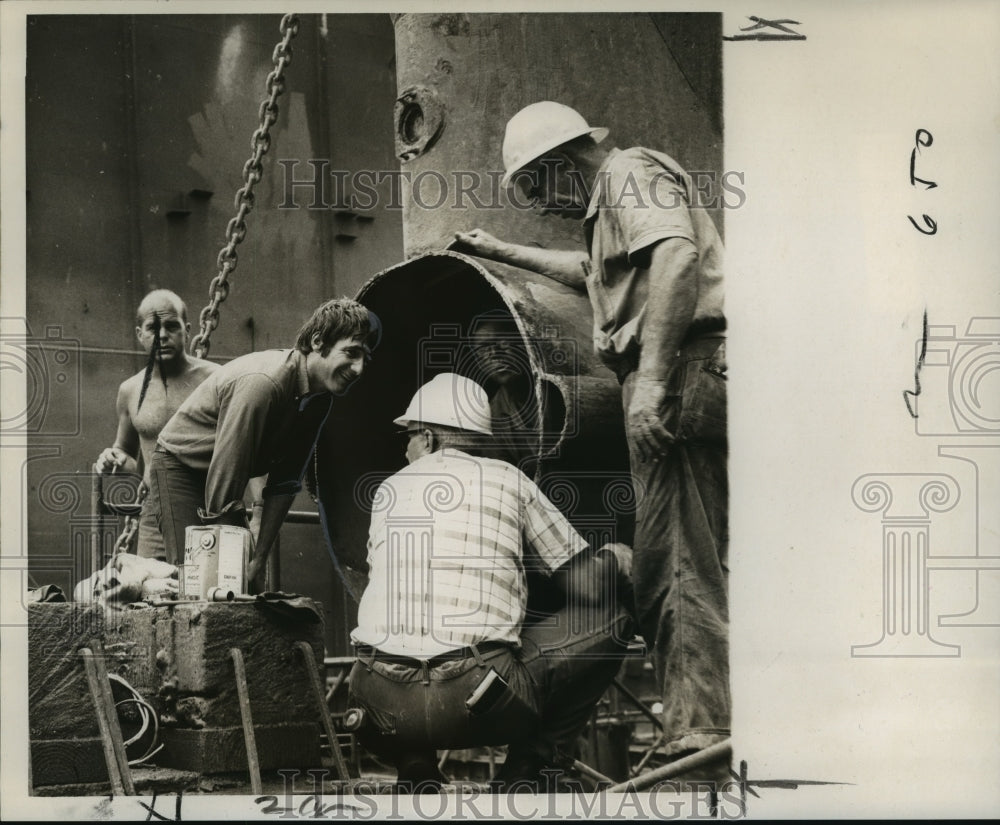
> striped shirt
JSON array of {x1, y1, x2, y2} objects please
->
[{"x1": 352, "y1": 449, "x2": 586, "y2": 657}]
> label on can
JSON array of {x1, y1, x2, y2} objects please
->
[
  {"x1": 183, "y1": 526, "x2": 219, "y2": 600},
  {"x1": 217, "y1": 526, "x2": 251, "y2": 595}
]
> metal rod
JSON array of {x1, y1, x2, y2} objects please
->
[
  {"x1": 80, "y1": 647, "x2": 125, "y2": 796},
  {"x1": 230, "y1": 648, "x2": 263, "y2": 794},
  {"x1": 572, "y1": 759, "x2": 614, "y2": 786},
  {"x1": 324, "y1": 668, "x2": 346, "y2": 704},
  {"x1": 90, "y1": 473, "x2": 103, "y2": 575},
  {"x1": 296, "y1": 641, "x2": 351, "y2": 782},
  {"x1": 81, "y1": 644, "x2": 136, "y2": 795},
  {"x1": 437, "y1": 750, "x2": 451, "y2": 771},
  {"x1": 89, "y1": 640, "x2": 136, "y2": 794},
  {"x1": 631, "y1": 732, "x2": 666, "y2": 776},
  {"x1": 285, "y1": 510, "x2": 321, "y2": 524},
  {"x1": 611, "y1": 678, "x2": 664, "y2": 731},
  {"x1": 607, "y1": 739, "x2": 732, "y2": 793}
]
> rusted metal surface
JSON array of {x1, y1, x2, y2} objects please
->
[
  {"x1": 25, "y1": 15, "x2": 400, "y2": 656},
  {"x1": 392, "y1": 12, "x2": 723, "y2": 257},
  {"x1": 190, "y1": 13, "x2": 300, "y2": 360}
]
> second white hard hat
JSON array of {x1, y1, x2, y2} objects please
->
[
  {"x1": 393, "y1": 373, "x2": 493, "y2": 435},
  {"x1": 500, "y1": 101, "x2": 609, "y2": 188}
]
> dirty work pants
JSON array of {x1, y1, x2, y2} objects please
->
[
  {"x1": 349, "y1": 593, "x2": 632, "y2": 771},
  {"x1": 135, "y1": 502, "x2": 167, "y2": 562},
  {"x1": 147, "y1": 448, "x2": 207, "y2": 565},
  {"x1": 622, "y1": 334, "x2": 730, "y2": 757}
]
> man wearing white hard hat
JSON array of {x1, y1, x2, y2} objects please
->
[
  {"x1": 455, "y1": 101, "x2": 729, "y2": 774},
  {"x1": 347, "y1": 373, "x2": 632, "y2": 792}
]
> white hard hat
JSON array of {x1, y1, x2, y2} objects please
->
[
  {"x1": 500, "y1": 101, "x2": 609, "y2": 188},
  {"x1": 393, "y1": 373, "x2": 493, "y2": 435}
]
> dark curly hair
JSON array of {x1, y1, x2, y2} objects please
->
[{"x1": 294, "y1": 297, "x2": 381, "y2": 356}]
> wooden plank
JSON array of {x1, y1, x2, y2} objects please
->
[
  {"x1": 230, "y1": 648, "x2": 262, "y2": 795},
  {"x1": 80, "y1": 646, "x2": 128, "y2": 795}
]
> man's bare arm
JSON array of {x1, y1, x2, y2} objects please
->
[
  {"x1": 636, "y1": 237, "x2": 700, "y2": 378},
  {"x1": 550, "y1": 546, "x2": 619, "y2": 607},
  {"x1": 453, "y1": 228, "x2": 588, "y2": 290},
  {"x1": 246, "y1": 492, "x2": 295, "y2": 592},
  {"x1": 627, "y1": 237, "x2": 700, "y2": 463},
  {"x1": 95, "y1": 382, "x2": 140, "y2": 474}
]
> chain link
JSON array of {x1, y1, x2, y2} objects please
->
[
  {"x1": 190, "y1": 14, "x2": 300, "y2": 360},
  {"x1": 112, "y1": 15, "x2": 298, "y2": 553},
  {"x1": 111, "y1": 481, "x2": 149, "y2": 556}
]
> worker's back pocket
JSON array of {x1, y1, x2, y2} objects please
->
[
  {"x1": 678, "y1": 341, "x2": 727, "y2": 443},
  {"x1": 463, "y1": 666, "x2": 538, "y2": 746}
]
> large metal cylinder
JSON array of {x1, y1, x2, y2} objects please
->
[
  {"x1": 319, "y1": 12, "x2": 723, "y2": 592},
  {"x1": 319, "y1": 252, "x2": 632, "y2": 587},
  {"x1": 391, "y1": 12, "x2": 723, "y2": 256}
]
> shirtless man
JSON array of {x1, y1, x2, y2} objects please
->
[{"x1": 95, "y1": 289, "x2": 217, "y2": 560}]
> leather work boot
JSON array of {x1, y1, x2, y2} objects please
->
[
  {"x1": 490, "y1": 746, "x2": 549, "y2": 793},
  {"x1": 393, "y1": 752, "x2": 447, "y2": 794}
]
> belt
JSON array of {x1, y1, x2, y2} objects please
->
[
  {"x1": 354, "y1": 640, "x2": 511, "y2": 670},
  {"x1": 683, "y1": 316, "x2": 727, "y2": 345},
  {"x1": 611, "y1": 317, "x2": 726, "y2": 383}
]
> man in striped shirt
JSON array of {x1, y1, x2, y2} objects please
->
[{"x1": 349, "y1": 373, "x2": 632, "y2": 792}]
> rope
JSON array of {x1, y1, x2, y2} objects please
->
[{"x1": 190, "y1": 13, "x2": 301, "y2": 360}]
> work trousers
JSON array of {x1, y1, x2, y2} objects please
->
[
  {"x1": 622, "y1": 334, "x2": 730, "y2": 757},
  {"x1": 349, "y1": 596, "x2": 632, "y2": 768},
  {"x1": 146, "y1": 448, "x2": 207, "y2": 565},
  {"x1": 135, "y1": 502, "x2": 167, "y2": 561}
]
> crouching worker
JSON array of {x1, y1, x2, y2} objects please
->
[
  {"x1": 348, "y1": 373, "x2": 633, "y2": 793},
  {"x1": 146, "y1": 298, "x2": 380, "y2": 587}
]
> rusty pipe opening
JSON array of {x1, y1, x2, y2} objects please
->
[{"x1": 317, "y1": 252, "x2": 633, "y2": 588}]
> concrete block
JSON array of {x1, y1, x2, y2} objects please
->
[
  {"x1": 28, "y1": 599, "x2": 327, "y2": 770},
  {"x1": 30, "y1": 737, "x2": 108, "y2": 786},
  {"x1": 159, "y1": 723, "x2": 321, "y2": 773}
]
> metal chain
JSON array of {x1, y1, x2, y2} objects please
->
[
  {"x1": 190, "y1": 13, "x2": 300, "y2": 360},
  {"x1": 110, "y1": 15, "x2": 299, "y2": 555},
  {"x1": 112, "y1": 481, "x2": 148, "y2": 556},
  {"x1": 114, "y1": 517, "x2": 139, "y2": 554}
]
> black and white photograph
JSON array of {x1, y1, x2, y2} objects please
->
[{"x1": 1, "y1": 2, "x2": 997, "y2": 820}]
